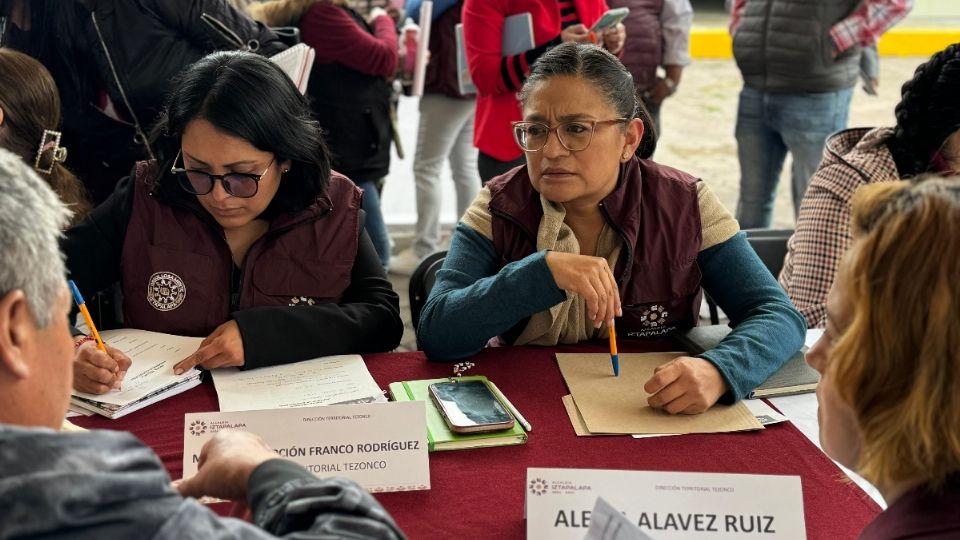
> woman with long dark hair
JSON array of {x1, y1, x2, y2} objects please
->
[{"x1": 64, "y1": 51, "x2": 402, "y2": 395}]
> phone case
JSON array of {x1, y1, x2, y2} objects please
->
[{"x1": 428, "y1": 381, "x2": 516, "y2": 434}]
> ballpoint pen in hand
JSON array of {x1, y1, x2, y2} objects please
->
[
  {"x1": 608, "y1": 323, "x2": 619, "y2": 376},
  {"x1": 68, "y1": 280, "x2": 107, "y2": 353}
]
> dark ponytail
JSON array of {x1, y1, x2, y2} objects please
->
[
  {"x1": 888, "y1": 43, "x2": 960, "y2": 177},
  {"x1": 519, "y1": 42, "x2": 658, "y2": 159}
]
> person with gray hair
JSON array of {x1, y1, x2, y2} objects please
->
[{"x1": 0, "y1": 146, "x2": 406, "y2": 539}]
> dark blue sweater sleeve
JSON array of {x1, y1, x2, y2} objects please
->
[
  {"x1": 417, "y1": 224, "x2": 566, "y2": 360},
  {"x1": 697, "y1": 232, "x2": 807, "y2": 403}
]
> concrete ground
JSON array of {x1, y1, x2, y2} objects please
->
[{"x1": 382, "y1": 56, "x2": 928, "y2": 351}]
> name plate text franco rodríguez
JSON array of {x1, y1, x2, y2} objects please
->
[
  {"x1": 183, "y1": 401, "x2": 429, "y2": 492},
  {"x1": 526, "y1": 468, "x2": 805, "y2": 539}
]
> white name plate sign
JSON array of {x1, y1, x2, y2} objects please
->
[
  {"x1": 184, "y1": 401, "x2": 429, "y2": 492},
  {"x1": 526, "y1": 468, "x2": 806, "y2": 539}
]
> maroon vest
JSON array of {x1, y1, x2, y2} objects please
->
[
  {"x1": 487, "y1": 157, "x2": 702, "y2": 339},
  {"x1": 120, "y1": 161, "x2": 362, "y2": 337},
  {"x1": 609, "y1": 0, "x2": 664, "y2": 91}
]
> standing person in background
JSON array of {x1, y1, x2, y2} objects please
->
[
  {"x1": 391, "y1": 0, "x2": 480, "y2": 275},
  {"x1": 249, "y1": 0, "x2": 398, "y2": 272},
  {"x1": 463, "y1": 0, "x2": 626, "y2": 184},
  {"x1": 0, "y1": 0, "x2": 285, "y2": 205},
  {"x1": 608, "y1": 0, "x2": 692, "y2": 138},
  {"x1": 729, "y1": 0, "x2": 911, "y2": 228},
  {"x1": 0, "y1": 48, "x2": 91, "y2": 227}
]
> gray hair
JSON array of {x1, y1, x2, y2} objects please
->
[
  {"x1": 518, "y1": 42, "x2": 658, "y2": 159},
  {"x1": 0, "y1": 148, "x2": 72, "y2": 327}
]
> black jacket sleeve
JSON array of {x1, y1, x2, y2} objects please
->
[
  {"x1": 148, "y1": 0, "x2": 287, "y2": 55},
  {"x1": 248, "y1": 460, "x2": 406, "y2": 539},
  {"x1": 233, "y1": 228, "x2": 403, "y2": 369},
  {"x1": 62, "y1": 176, "x2": 135, "y2": 331}
]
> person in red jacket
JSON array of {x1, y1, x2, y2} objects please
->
[{"x1": 463, "y1": 0, "x2": 626, "y2": 183}]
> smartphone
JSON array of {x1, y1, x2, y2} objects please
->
[
  {"x1": 590, "y1": 7, "x2": 630, "y2": 33},
  {"x1": 428, "y1": 380, "x2": 516, "y2": 434}
]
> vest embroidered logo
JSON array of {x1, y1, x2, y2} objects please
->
[
  {"x1": 641, "y1": 304, "x2": 669, "y2": 328},
  {"x1": 289, "y1": 296, "x2": 317, "y2": 306},
  {"x1": 147, "y1": 272, "x2": 186, "y2": 311}
]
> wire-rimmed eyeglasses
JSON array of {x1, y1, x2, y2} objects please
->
[{"x1": 511, "y1": 118, "x2": 629, "y2": 152}]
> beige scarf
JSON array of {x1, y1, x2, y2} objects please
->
[{"x1": 513, "y1": 195, "x2": 622, "y2": 346}]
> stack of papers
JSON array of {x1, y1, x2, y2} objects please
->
[
  {"x1": 71, "y1": 330, "x2": 203, "y2": 419},
  {"x1": 556, "y1": 352, "x2": 763, "y2": 436},
  {"x1": 270, "y1": 43, "x2": 315, "y2": 94},
  {"x1": 211, "y1": 354, "x2": 386, "y2": 412}
]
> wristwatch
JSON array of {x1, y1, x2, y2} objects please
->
[{"x1": 662, "y1": 77, "x2": 677, "y2": 96}]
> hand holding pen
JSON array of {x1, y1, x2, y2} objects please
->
[{"x1": 69, "y1": 280, "x2": 131, "y2": 395}]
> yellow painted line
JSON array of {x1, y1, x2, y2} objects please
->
[{"x1": 689, "y1": 27, "x2": 960, "y2": 59}]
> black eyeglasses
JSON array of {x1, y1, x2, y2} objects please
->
[
  {"x1": 170, "y1": 149, "x2": 275, "y2": 198},
  {"x1": 511, "y1": 118, "x2": 629, "y2": 152}
]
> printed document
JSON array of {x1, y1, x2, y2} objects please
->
[
  {"x1": 71, "y1": 329, "x2": 203, "y2": 419},
  {"x1": 211, "y1": 354, "x2": 385, "y2": 412}
]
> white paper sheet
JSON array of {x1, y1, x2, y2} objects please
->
[
  {"x1": 584, "y1": 497, "x2": 655, "y2": 540},
  {"x1": 71, "y1": 329, "x2": 203, "y2": 406},
  {"x1": 211, "y1": 354, "x2": 385, "y2": 412}
]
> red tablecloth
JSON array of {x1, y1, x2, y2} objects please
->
[{"x1": 72, "y1": 342, "x2": 880, "y2": 539}]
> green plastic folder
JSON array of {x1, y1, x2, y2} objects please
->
[{"x1": 388, "y1": 375, "x2": 528, "y2": 452}]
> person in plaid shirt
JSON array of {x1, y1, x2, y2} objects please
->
[{"x1": 780, "y1": 44, "x2": 960, "y2": 328}]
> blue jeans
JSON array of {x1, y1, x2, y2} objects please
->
[
  {"x1": 358, "y1": 179, "x2": 390, "y2": 271},
  {"x1": 734, "y1": 86, "x2": 853, "y2": 229}
]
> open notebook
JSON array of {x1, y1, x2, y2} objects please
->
[
  {"x1": 70, "y1": 329, "x2": 203, "y2": 419},
  {"x1": 270, "y1": 43, "x2": 315, "y2": 94}
]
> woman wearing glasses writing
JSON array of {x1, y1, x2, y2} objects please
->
[
  {"x1": 64, "y1": 51, "x2": 403, "y2": 394},
  {"x1": 418, "y1": 43, "x2": 805, "y2": 414}
]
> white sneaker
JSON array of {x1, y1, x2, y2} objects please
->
[{"x1": 389, "y1": 248, "x2": 421, "y2": 276}]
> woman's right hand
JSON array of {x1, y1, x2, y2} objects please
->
[
  {"x1": 560, "y1": 24, "x2": 591, "y2": 44},
  {"x1": 545, "y1": 251, "x2": 621, "y2": 328},
  {"x1": 73, "y1": 338, "x2": 132, "y2": 394}
]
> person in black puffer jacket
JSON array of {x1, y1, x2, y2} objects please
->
[{"x1": 0, "y1": 0, "x2": 286, "y2": 204}]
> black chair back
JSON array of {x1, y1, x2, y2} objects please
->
[
  {"x1": 409, "y1": 251, "x2": 447, "y2": 338},
  {"x1": 704, "y1": 229, "x2": 794, "y2": 324},
  {"x1": 743, "y1": 228, "x2": 793, "y2": 278}
]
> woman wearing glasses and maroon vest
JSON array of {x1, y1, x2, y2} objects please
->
[
  {"x1": 63, "y1": 51, "x2": 403, "y2": 395},
  {"x1": 418, "y1": 43, "x2": 805, "y2": 414}
]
